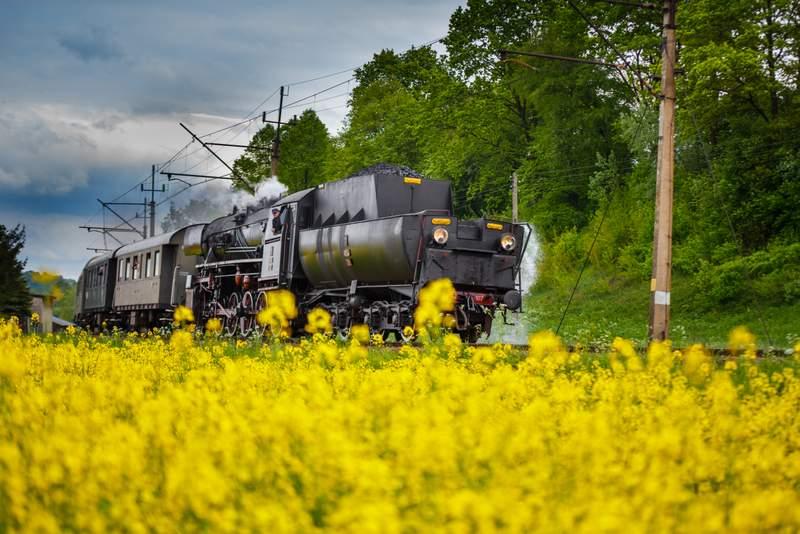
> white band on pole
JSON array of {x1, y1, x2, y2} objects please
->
[{"x1": 654, "y1": 290, "x2": 671, "y2": 305}]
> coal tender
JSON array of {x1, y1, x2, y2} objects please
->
[{"x1": 187, "y1": 164, "x2": 529, "y2": 341}]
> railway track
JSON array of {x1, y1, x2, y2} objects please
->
[{"x1": 330, "y1": 340, "x2": 794, "y2": 358}]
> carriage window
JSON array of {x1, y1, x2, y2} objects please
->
[
  {"x1": 98, "y1": 266, "x2": 104, "y2": 285},
  {"x1": 145, "y1": 252, "x2": 152, "y2": 278},
  {"x1": 133, "y1": 256, "x2": 140, "y2": 280},
  {"x1": 154, "y1": 250, "x2": 161, "y2": 276},
  {"x1": 118, "y1": 259, "x2": 123, "y2": 280},
  {"x1": 125, "y1": 258, "x2": 131, "y2": 280}
]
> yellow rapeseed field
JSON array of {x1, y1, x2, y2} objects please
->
[{"x1": 1, "y1": 307, "x2": 800, "y2": 531}]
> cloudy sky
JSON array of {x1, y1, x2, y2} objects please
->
[{"x1": 0, "y1": 0, "x2": 462, "y2": 279}]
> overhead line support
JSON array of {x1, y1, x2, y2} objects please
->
[
  {"x1": 271, "y1": 85, "x2": 288, "y2": 178},
  {"x1": 499, "y1": 49, "x2": 625, "y2": 69},
  {"x1": 96, "y1": 199, "x2": 146, "y2": 239},
  {"x1": 648, "y1": 0, "x2": 677, "y2": 341},
  {"x1": 160, "y1": 171, "x2": 234, "y2": 181},
  {"x1": 179, "y1": 122, "x2": 253, "y2": 193},
  {"x1": 141, "y1": 164, "x2": 166, "y2": 238},
  {"x1": 592, "y1": 0, "x2": 657, "y2": 8}
]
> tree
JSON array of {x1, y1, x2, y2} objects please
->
[
  {"x1": 278, "y1": 110, "x2": 332, "y2": 192},
  {"x1": 232, "y1": 124, "x2": 276, "y2": 192},
  {"x1": 0, "y1": 225, "x2": 31, "y2": 318}
]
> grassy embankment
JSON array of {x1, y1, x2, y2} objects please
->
[{"x1": 521, "y1": 268, "x2": 800, "y2": 350}]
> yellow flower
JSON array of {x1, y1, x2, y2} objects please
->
[
  {"x1": 683, "y1": 344, "x2": 712, "y2": 384},
  {"x1": 170, "y1": 329, "x2": 193, "y2": 351},
  {"x1": 402, "y1": 326, "x2": 415, "y2": 341},
  {"x1": 173, "y1": 305, "x2": 195, "y2": 324},
  {"x1": 471, "y1": 347, "x2": 495, "y2": 366},
  {"x1": 350, "y1": 324, "x2": 370, "y2": 344},
  {"x1": 30, "y1": 312, "x2": 40, "y2": 324},
  {"x1": 345, "y1": 343, "x2": 368, "y2": 363},
  {"x1": 443, "y1": 333, "x2": 462, "y2": 353},
  {"x1": 51, "y1": 286, "x2": 64, "y2": 301},
  {"x1": 1, "y1": 317, "x2": 799, "y2": 531},
  {"x1": 414, "y1": 302, "x2": 441, "y2": 331},
  {"x1": 267, "y1": 289, "x2": 298, "y2": 320},
  {"x1": 304, "y1": 307, "x2": 333, "y2": 335},
  {"x1": 418, "y1": 278, "x2": 456, "y2": 312},
  {"x1": 527, "y1": 330, "x2": 564, "y2": 359},
  {"x1": 258, "y1": 307, "x2": 289, "y2": 336},
  {"x1": 728, "y1": 326, "x2": 756, "y2": 359},
  {"x1": 205, "y1": 317, "x2": 223, "y2": 335},
  {"x1": 612, "y1": 337, "x2": 642, "y2": 371}
]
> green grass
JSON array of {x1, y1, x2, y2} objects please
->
[{"x1": 525, "y1": 268, "x2": 800, "y2": 350}]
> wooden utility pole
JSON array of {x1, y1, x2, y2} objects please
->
[
  {"x1": 512, "y1": 172, "x2": 519, "y2": 223},
  {"x1": 648, "y1": 0, "x2": 677, "y2": 341}
]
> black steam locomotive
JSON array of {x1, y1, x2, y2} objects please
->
[{"x1": 76, "y1": 166, "x2": 529, "y2": 341}]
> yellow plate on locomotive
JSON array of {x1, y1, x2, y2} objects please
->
[
  {"x1": 486, "y1": 222, "x2": 504, "y2": 230},
  {"x1": 403, "y1": 176, "x2": 422, "y2": 185},
  {"x1": 431, "y1": 217, "x2": 451, "y2": 225}
]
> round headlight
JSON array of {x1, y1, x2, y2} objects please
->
[
  {"x1": 500, "y1": 233, "x2": 516, "y2": 252},
  {"x1": 433, "y1": 226, "x2": 449, "y2": 245}
]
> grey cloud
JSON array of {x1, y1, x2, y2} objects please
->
[
  {"x1": 0, "y1": 106, "x2": 102, "y2": 194},
  {"x1": 58, "y1": 26, "x2": 123, "y2": 62}
]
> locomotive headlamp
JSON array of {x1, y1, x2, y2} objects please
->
[
  {"x1": 500, "y1": 233, "x2": 516, "y2": 252},
  {"x1": 433, "y1": 226, "x2": 449, "y2": 245}
]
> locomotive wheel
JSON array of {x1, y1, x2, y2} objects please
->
[
  {"x1": 399, "y1": 327, "x2": 416, "y2": 343},
  {"x1": 240, "y1": 291, "x2": 255, "y2": 337},
  {"x1": 224, "y1": 293, "x2": 240, "y2": 337},
  {"x1": 254, "y1": 292, "x2": 268, "y2": 337},
  {"x1": 460, "y1": 326, "x2": 481, "y2": 344},
  {"x1": 381, "y1": 330, "x2": 395, "y2": 343},
  {"x1": 337, "y1": 327, "x2": 351, "y2": 341}
]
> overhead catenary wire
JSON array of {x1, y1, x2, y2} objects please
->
[
  {"x1": 82, "y1": 34, "x2": 453, "y2": 249},
  {"x1": 564, "y1": 0, "x2": 652, "y2": 97}
]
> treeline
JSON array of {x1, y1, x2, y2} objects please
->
[{"x1": 233, "y1": 0, "x2": 799, "y2": 310}]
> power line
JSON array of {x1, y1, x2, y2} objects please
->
[
  {"x1": 565, "y1": 0, "x2": 652, "y2": 96},
  {"x1": 287, "y1": 67, "x2": 358, "y2": 87},
  {"x1": 82, "y1": 34, "x2": 449, "y2": 244}
]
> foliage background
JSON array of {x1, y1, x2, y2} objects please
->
[{"x1": 226, "y1": 0, "x2": 799, "y2": 345}]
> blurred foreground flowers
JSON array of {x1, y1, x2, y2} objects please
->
[{"x1": 1, "y1": 318, "x2": 800, "y2": 532}]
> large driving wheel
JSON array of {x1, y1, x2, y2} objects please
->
[
  {"x1": 254, "y1": 291, "x2": 268, "y2": 337},
  {"x1": 459, "y1": 326, "x2": 481, "y2": 344},
  {"x1": 239, "y1": 291, "x2": 256, "y2": 337},
  {"x1": 224, "y1": 293, "x2": 240, "y2": 337}
]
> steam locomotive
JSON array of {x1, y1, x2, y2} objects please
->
[{"x1": 75, "y1": 165, "x2": 529, "y2": 341}]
